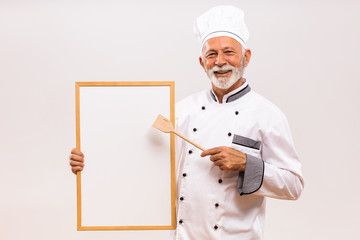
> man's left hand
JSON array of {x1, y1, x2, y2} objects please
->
[{"x1": 201, "y1": 146, "x2": 247, "y2": 171}]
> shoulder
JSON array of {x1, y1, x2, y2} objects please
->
[{"x1": 245, "y1": 90, "x2": 288, "y2": 124}]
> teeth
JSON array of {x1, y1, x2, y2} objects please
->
[{"x1": 216, "y1": 70, "x2": 230, "y2": 74}]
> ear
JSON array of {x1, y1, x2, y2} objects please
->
[
  {"x1": 244, "y1": 49, "x2": 252, "y2": 67},
  {"x1": 199, "y1": 56, "x2": 206, "y2": 71}
]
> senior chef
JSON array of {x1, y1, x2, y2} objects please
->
[{"x1": 69, "y1": 5, "x2": 304, "y2": 240}]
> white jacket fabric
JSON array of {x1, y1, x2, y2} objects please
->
[{"x1": 171, "y1": 82, "x2": 304, "y2": 240}]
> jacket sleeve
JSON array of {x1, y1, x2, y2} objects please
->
[{"x1": 237, "y1": 115, "x2": 304, "y2": 200}]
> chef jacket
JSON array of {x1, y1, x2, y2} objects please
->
[{"x1": 170, "y1": 81, "x2": 304, "y2": 240}]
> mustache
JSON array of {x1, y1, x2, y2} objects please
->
[{"x1": 209, "y1": 65, "x2": 236, "y2": 73}]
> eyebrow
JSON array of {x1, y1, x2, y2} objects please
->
[
  {"x1": 205, "y1": 46, "x2": 236, "y2": 54},
  {"x1": 222, "y1": 46, "x2": 236, "y2": 51}
]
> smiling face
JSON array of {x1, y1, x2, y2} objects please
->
[{"x1": 200, "y1": 36, "x2": 251, "y2": 92}]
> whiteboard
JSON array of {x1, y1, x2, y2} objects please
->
[{"x1": 75, "y1": 82, "x2": 176, "y2": 230}]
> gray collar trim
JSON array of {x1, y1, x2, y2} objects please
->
[
  {"x1": 210, "y1": 91, "x2": 217, "y2": 102},
  {"x1": 209, "y1": 85, "x2": 251, "y2": 103},
  {"x1": 226, "y1": 85, "x2": 251, "y2": 103}
]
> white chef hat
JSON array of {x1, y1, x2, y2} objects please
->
[{"x1": 193, "y1": 5, "x2": 249, "y2": 54}]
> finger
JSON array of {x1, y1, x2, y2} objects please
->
[
  {"x1": 214, "y1": 161, "x2": 230, "y2": 171},
  {"x1": 71, "y1": 148, "x2": 84, "y2": 157},
  {"x1": 71, "y1": 166, "x2": 84, "y2": 174},
  {"x1": 216, "y1": 161, "x2": 231, "y2": 171},
  {"x1": 69, "y1": 154, "x2": 84, "y2": 162},
  {"x1": 209, "y1": 154, "x2": 223, "y2": 162},
  {"x1": 201, "y1": 146, "x2": 225, "y2": 157},
  {"x1": 70, "y1": 160, "x2": 84, "y2": 167},
  {"x1": 212, "y1": 159, "x2": 224, "y2": 167},
  {"x1": 219, "y1": 165, "x2": 232, "y2": 171}
]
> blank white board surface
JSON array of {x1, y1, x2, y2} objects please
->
[{"x1": 76, "y1": 82, "x2": 175, "y2": 230}]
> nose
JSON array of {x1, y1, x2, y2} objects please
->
[{"x1": 215, "y1": 52, "x2": 226, "y2": 66}]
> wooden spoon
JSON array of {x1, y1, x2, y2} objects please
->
[{"x1": 152, "y1": 114, "x2": 206, "y2": 151}]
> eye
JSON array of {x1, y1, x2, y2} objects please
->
[{"x1": 206, "y1": 52, "x2": 216, "y2": 58}]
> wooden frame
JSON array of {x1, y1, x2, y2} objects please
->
[{"x1": 75, "y1": 81, "x2": 176, "y2": 231}]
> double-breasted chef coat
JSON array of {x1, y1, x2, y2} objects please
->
[{"x1": 170, "y1": 81, "x2": 304, "y2": 240}]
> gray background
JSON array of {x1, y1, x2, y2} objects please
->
[{"x1": 0, "y1": 0, "x2": 359, "y2": 239}]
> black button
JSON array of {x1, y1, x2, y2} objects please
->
[
  {"x1": 193, "y1": 128, "x2": 197, "y2": 132},
  {"x1": 228, "y1": 132, "x2": 232, "y2": 137},
  {"x1": 235, "y1": 111, "x2": 239, "y2": 115},
  {"x1": 215, "y1": 203, "x2": 219, "y2": 207},
  {"x1": 202, "y1": 106, "x2": 206, "y2": 110},
  {"x1": 180, "y1": 197, "x2": 184, "y2": 201},
  {"x1": 188, "y1": 150, "x2": 193, "y2": 154},
  {"x1": 183, "y1": 173, "x2": 187, "y2": 177},
  {"x1": 214, "y1": 225, "x2": 218, "y2": 230},
  {"x1": 218, "y1": 179, "x2": 223, "y2": 184},
  {"x1": 179, "y1": 219, "x2": 183, "y2": 224}
]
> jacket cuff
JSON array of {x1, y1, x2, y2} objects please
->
[{"x1": 237, "y1": 154, "x2": 264, "y2": 195}]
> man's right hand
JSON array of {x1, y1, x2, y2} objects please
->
[{"x1": 69, "y1": 148, "x2": 85, "y2": 174}]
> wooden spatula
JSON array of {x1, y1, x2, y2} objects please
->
[{"x1": 152, "y1": 114, "x2": 206, "y2": 151}]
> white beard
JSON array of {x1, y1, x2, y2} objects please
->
[{"x1": 205, "y1": 59, "x2": 245, "y2": 90}]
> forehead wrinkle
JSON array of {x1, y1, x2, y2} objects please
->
[{"x1": 202, "y1": 37, "x2": 242, "y2": 56}]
